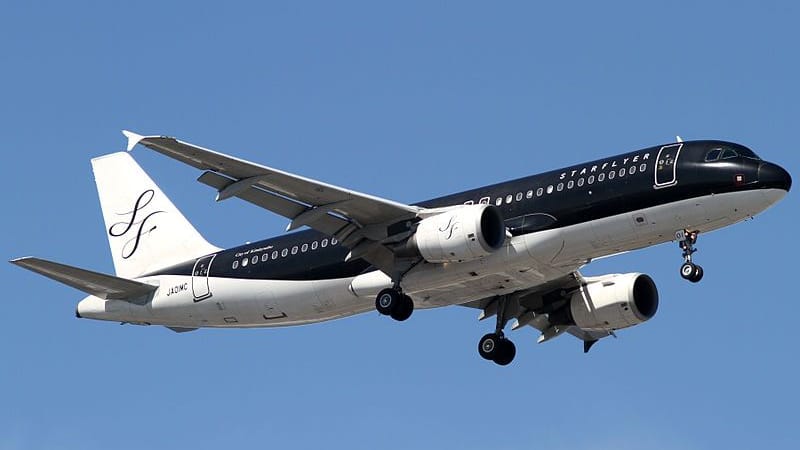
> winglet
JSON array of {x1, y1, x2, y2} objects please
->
[{"x1": 122, "y1": 130, "x2": 145, "y2": 152}]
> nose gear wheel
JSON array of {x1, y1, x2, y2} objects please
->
[{"x1": 678, "y1": 229, "x2": 704, "y2": 282}]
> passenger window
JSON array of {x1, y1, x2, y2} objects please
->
[
  {"x1": 332, "y1": 238, "x2": 338, "y2": 245},
  {"x1": 577, "y1": 178, "x2": 584, "y2": 187},
  {"x1": 495, "y1": 197, "x2": 503, "y2": 206},
  {"x1": 618, "y1": 168, "x2": 626, "y2": 177},
  {"x1": 609, "y1": 171, "x2": 616, "y2": 180},
  {"x1": 505, "y1": 194, "x2": 513, "y2": 204},
  {"x1": 232, "y1": 260, "x2": 239, "y2": 269},
  {"x1": 302, "y1": 243, "x2": 308, "y2": 252},
  {"x1": 639, "y1": 163, "x2": 647, "y2": 172},
  {"x1": 242, "y1": 258, "x2": 248, "y2": 267},
  {"x1": 526, "y1": 190, "x2": 533, "y2": 199},
  {"x1": 479, "y1": 197, "x2": 490, "y2": 205},
  {"x1": 721, "y1": 148, "x2": 738, "y2": 159},
  {"x1": 463, "y1": 200, "x2": 474, "y2": 205},
  {"x1": 311, "y1": 241, "x2": 318, "y2": 250},
  {"x1": 515, "y1": 192, "x2": 523, "y2": 201},
  {"x1": 629, "y1": 166, "x2": 636, "y2": 175},
  {"x1": 262, "y1": 253, "x2": 269, "y2": 262},
  {"x1": 281, "y1": 249, "x2": 288, "y2": 257},
  {"x1": 291, "y1": 246, "x2": 298, "y2": 255},
  {"x1": 321, "y1": 239, "x2": 329, "y2": 248},
  {"x1": 251, "y1": 255, "x2": 258, "y2": 264},
  {"x1": 598, "y1": 173, "x2": 605, "y2": 182},
  {"x1": 546, "y1": 185, "x2": 554, "y2": 194},
  {"x1": 271, "y1": 250, "x2": 278, "y2": 259},
  {"x1": 556, "y1": 183, "x2": 564, "y2": 192},
  {"x1": 567, "y1": 180, "x2": 574, "y2": 189},
  {"x1": 705, "y1": 149, "x2": 722, "y2": 161},
  {"x1": 536, "y1": 187, "x2": 543, "y2": 197},
  {"x1": 588, "y1": 175, "x2": 595, "y2": 184}
]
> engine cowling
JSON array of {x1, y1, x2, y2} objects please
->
[
  {"x1": 568, "y1": 273, "x2": 659, "y2": 331},
  {"x1": 410, "y1": 204, "x2": 506, "y2": 263}
]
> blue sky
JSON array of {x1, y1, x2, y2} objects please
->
[{"x1": 2, "y1": 1, "x2": 798, "y2": 449}]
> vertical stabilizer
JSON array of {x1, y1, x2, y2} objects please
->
[{"x1": 91, "y1": 152, "x2": 220, "y2": 278}]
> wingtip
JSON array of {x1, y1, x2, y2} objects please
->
[
  {"x1": 9, "y1": 256, "x2": 33, "y2": 266},
  {"x1": 122, "y1": 130, "x2": 144, "y2": 152}
]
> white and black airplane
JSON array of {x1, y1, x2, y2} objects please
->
[{"x1": 11, "y1": 132, "x2": 791, "y2": 365}]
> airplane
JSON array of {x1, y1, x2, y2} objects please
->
[{"x1": 10, "y1": 132, "x2": 791, "y2": 365}]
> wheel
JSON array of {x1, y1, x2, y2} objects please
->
[
  {"x1": 680, "y1": 262, "x2": 696, "y2": 280},
  {"x1": 390, "y1": 294, "x2": 414, "y2": 321},
  {"x1": 493, "y1": 339, "x2": 516, "y2": 366},
  {"x1": 478, "y1": 333, "x2": 500, "y2": 360},
  {"x1": 690, "y1": 265, "x2": 704, "y2": 283},
  {"x1": 376, "y1": 288, "x2": 401, "y2": 315}
]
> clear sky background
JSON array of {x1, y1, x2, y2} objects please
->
[{"x1": 2, "y1": 2, "x2": 798, "y2": 449}]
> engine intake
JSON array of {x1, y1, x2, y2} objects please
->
[
  {"x1": 568, "y1": 273, "x2": 659, "y2": 332},
  {"x1": 409, "y1": 204, "x2": 505, "y2": 263}
]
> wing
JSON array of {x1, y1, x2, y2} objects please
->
[
  {"x1": 123, "y1": 131, "x2": 423, "y2": 275},
  {"x1": 461, "y1": 271, "x2": 612, "y2": 353},
  {"x1": 10, "y1": 257, "x2": 157, "y2": 303}
]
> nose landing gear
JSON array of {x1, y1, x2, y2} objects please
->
[{"x1": 677, "y1": 229, "x2": 704, "y2": 283}]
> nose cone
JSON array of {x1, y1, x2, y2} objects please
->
[{"x1": 759, "y1": 162, "x2": 792, "y2": 191}]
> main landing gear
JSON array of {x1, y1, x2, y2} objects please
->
[
  {"x1": 478, "y1": 295, "x2": 517, "y2": 366},
  {"x1": 678, "y1": 229, "x2": 704, "y2": 283},
  {"x1": 375, "y1": 287, "x2": 414, "y2": 321}
]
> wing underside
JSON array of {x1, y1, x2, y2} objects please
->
[{"x1": 461, "y1": 271, "x2": 612, "y2": 351}]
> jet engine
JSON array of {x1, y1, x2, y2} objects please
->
[
  {"x1": 408, "y1": 204, "x2": 506, "y2": 263},
  {"x1": 567, "y1": 273, "x2": 659, "y2": 332}
]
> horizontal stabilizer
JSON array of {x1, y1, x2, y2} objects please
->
[{"x1": 10, "y1": 257, "x2": 157, "y2": 301}]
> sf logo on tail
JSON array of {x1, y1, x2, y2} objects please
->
[{"x1": 108, "y1": 189, "x2": 166, "y2": 259}]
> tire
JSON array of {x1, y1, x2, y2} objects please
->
[
  {"x1": 493, "y1": 339, "x2": 516, "y2": 366},
  {"x1": 390, "y1": 295, "x2": 414, "y2": 321},
  {"x1": 690, "y1": 265, "x2": 704, "y2": 283},
  {"x1": 478, "y1": 333, "x2": 499, "y2": 360},
  {"x1": 680, "y1": 262, "x2": 696, "y2": 280},
  {"x1": 376, "y1": 288, "x2": 400, "y2": 315}
]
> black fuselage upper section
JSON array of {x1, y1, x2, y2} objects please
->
[{"x1": 154, "y1": 140, "x2": 791, "y2": 281}]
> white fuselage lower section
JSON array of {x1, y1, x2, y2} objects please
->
[{"x1": 77, "y1": 189, "x2": 786, "y2": 328}]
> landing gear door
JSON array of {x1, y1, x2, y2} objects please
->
[
  {"x1": 192, "y1": 254, "x2": 216, "y2": 302},
  {"x1": 654, "y1": 143, "x2": 683, "y2": 189}
]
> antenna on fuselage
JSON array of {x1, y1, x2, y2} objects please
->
[{"x1": 676, "y1": 135, "x2": 684, "y2": 143}]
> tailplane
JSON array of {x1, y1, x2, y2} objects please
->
[
  {"x1": 10, "y1": 257, "x2": 156, "y2": 302},
  {"x1": 92, "y1": 152, "x2": 220, "y2": 278}
]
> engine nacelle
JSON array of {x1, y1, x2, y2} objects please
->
[
  {"x1": 410, "y1": 204, "x2": 506, "y2": 263},
  {"x1": 568, "y1": 273, "x2": 659, "y2": 332}
]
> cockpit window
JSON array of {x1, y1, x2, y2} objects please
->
[
  {"x1": 735, "y1": 146, "x2": 761, "y2": 160},
  {"x1": 705, "y1": 149, "x2": 722, "y2": 161},
  {"x1": 706, "y1": 144, "x2": 761, "y2": 162}
]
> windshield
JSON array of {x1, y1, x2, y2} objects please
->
[{"x1": 705, "y1": 144, "x2": 761, "y2": 162}]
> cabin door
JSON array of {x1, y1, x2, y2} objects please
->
[{"x1": 654, "y1": 143, "x2": 683, "y2": 189}]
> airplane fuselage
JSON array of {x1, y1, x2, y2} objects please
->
[{"x1": 76, "y1": 140, "x2": 791, "y2": 329}]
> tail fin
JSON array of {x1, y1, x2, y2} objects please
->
[{"x1": 92, "y1": 152, "x2": 220, "y2": 278}]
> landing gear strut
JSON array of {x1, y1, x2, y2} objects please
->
[
  {"x1": 478, "y1": 295, "x2": 517, "y2": 366},
  {"x1": 375, "y1": 287, "x2": 414, "y2": 321},
  {"x1": 678, "y1": 229, "x2": 704, "y2": 283}
]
